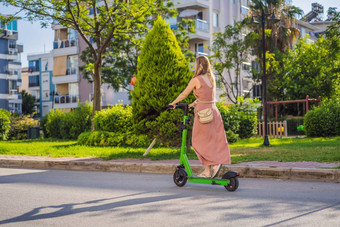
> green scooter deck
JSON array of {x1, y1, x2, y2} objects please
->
[{"x1": 188, "y1": 177, "x2": 230, "y2": 186}]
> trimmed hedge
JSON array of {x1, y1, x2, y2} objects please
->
[
  {"x1": 216, "y1": 101, "x2": 257, "y2": 140},
  {"x1": 93, "y1": 104, "x2": 133, "y2": 133},
  {"x1": 304, "y1": 98, "x2": 340, "y2": 137},
  {"x1": 0, "y1": 109, "x2": 11, "y2": 140},
  {"x1": 44, "y1": 103, "x2": 92, "y2": 139},
  {"x1": 145, "y1": 109, "x2": 186, "y2": 147},
  {"x1": 8, "y1": 115, "x2": 39, "y2": 140},
  {"x1": 77, "y1": 131, "x2": 152, "y2": 147}
]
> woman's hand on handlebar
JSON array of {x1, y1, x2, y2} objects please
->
[{"x1": 168, "y1": 102, "x2": 176, "y2": 110}]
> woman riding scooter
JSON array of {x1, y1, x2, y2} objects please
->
[{"x1": 169, "y1": 56, "x2": 231, "y2": 178}]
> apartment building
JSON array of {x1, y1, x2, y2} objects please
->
[
  {"x1": 19, "y1": 67, "x2": 29, "y2": 93},
  {"x1": 27, "y1": 52, "x2": 54, "y2": 117},
  {"x1": 51, "y1": 20, "x2": 129, "y2": 112},
  {"x1": 50, "y1": 22, "x2": 85, "y2": 111},
  {"x1": 77, "y1": 36, "x2": 131, "y2": 107},
  {"x1": 169, "y1": 0, "x2": 254, "y2": 101},
  {"x1": 0, "y1": 17, "x2": 23, "y2": 114}
]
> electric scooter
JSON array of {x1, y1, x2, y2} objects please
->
[{"x1": 168, "y1": 103, "x2": 240, "y2": 192}]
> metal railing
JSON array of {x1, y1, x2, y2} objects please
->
[
  {"x1": 53, "y1": 39, "x2": 78, "y2": 49},
  {"x1": 195, "y1": 52, "x2": 208, "y2": 57},
  {"x1": 196, "y1": 19, "x2": 208, "y2": 31},
  {"x1": 54, "y1": 95, "x2": 79, "y2": 104}
]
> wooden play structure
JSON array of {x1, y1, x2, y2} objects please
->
[{"x1": 257, "y1": 95, "x2": 321, "y2": 137}]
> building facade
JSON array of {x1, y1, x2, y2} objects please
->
[
  {"x1": 169, "y1": 0, "x2": 253, "y2": 102},
  {"x1": 0, "y1": 17, "x2": 23, "y2": 114},
  {"x1": 27, "y1": 52, "x2": 54, "y2": 117}
]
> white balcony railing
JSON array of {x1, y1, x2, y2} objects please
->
[
  {"x1": 53, "y1": 39, "x2": 78, "y2": 49},
  {"x1": 54, "y1": 95, "x2": 79, "y2": 105},
  {"x1": 8, "y1": 90, "x2": 18, "y2": 96},
  {"x1": 52, "y1": 74, "x2": 79, "y2": 84},
  {"x1": 196, "y1": 19, "x2": 208, "y2": 31},
  {"x1": 195, "y1": 52, "x2": 208, "y2": 57}
]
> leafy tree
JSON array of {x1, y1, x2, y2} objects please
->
[
  {"x1": 2, "y1": 0, "x2": 174, "y2": 120},
  {"x1": 210, "y1": 21, "x2": 254, "y2": 104},
  {"x1": 282, "y1": 38, "x2": 339, "y2": 100},
  {"x1": 80, "y1": 17, "x2": 195, "y2": 93},
  {"x1": 20, "y1": 90, "x2": 36, "y2": 115},
  {"x1": 247, "y1": 0, "x2": 303, "y2": 100},
  {"x1": 132, "y1": 16, "x2": 194, "y2": 135}
]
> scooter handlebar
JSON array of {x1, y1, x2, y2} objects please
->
[{"x1": 167, "y1": 104, "x2": 177, "y2": 110}]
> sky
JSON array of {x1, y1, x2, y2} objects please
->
[{"x1": 0, "y1": 0, "x2": 339, "y2": 67}]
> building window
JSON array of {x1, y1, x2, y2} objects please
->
[
  {"x1": 69, "y1": 83, "x2": 79, "y2": 96},
  {"x1": 253, "y1": 84, "x2": 262, "y2": 99},
  {"x1": 66, "y1": 55, "x2": 78, "y2": 75},
  {"x1": 243, "y1": 62, "x2": 251, "y2": 71},
  {"x1": 9, "y1": 40, "x2": 16, "y2": 49},
  {"x1": 251, "y1": 60, "x2": 260, "y2": 72},
  {"x1": 198, "y1": 43, "x2": 204, "y2": 53},
  {"x1": 29, "y1": 60, "x2": 40, "y2": 73},
  {"x1": 68, "y1": 29, "x2": 78, "y2": 41},
  {"x1": 197, "y1": 12, "x2": 203, "y2": 20},
  {"x1": 29, "y1": 75, "x2": 40, "y2": 87},
  {"x1": 9, "y1": 80, "x2": 17, "y2": 90},
  {"x1": 213, "y1": 11, "x2": 219, "y2": 27}
]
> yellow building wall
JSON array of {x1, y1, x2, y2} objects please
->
[{"x1": 56, "y1": 84, "x2": 68, "y2": 95}]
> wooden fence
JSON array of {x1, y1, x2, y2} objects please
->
[{"x1": 257, "y1": 121, "x2": 287, "y2": 138}]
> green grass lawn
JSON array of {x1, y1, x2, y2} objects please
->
[{"x1": 0, "y1": 137, "x2": 339, "y2": 164}]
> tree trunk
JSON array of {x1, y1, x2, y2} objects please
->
[{"x1": 91, "y1": 62, "x2": 102, "y2": 130}]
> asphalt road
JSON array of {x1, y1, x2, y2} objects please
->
[{"x1": 0, "y1": 168, "x2": 339, "y2": 227}]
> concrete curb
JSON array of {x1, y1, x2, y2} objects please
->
[{"x1": 0, "y1": 159, "x2": 339, "y2": 182}]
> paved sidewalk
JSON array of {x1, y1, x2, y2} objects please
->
[{"x1": 0, "y1": 155, "x2": 339, "y2": 182}]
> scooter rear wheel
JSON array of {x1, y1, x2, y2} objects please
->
[
  {"x1": 173, "y1": 168, "x2": 187, "y2": 187},
  {"x1": 223, "y1": 176, "x2": 239, "y2": 192}
]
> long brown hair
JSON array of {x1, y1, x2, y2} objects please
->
[{"x1": 193, "y1": 56, "x2": 216, "y2": 97}]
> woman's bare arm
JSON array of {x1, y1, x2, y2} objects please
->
[{"x1": 170, "y1": 78, "x2": 199, "y2": 106}]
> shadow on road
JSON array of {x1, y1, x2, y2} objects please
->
[{"x1": 0, "y1": 192, "x2": 187, "y2": 225}]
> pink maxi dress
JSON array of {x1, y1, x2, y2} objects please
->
[{"x1": 192, "y1": 75, "x2": 231, "y2": 165}]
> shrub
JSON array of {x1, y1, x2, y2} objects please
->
[
  {"x1": 8, "y1": 115, "x2": 39, "y2": 140},
  {"x1": 225, "y1": 130, "x2": 239, "y2": 143},
  {"x1": 45, "y1": 103, "x2": 92, "y2": 139},
  {"x1": 45, "y1": 109, "x2": 65, "y2": 138},
  {"x1": 131, "y1": 16, "x2": 194, "y2": 135},
  {"x1": 216, "y1": 102, "x2": 240, "y2": 134},
  {"x1": 0, "y1": 109, "x2": 11, "y2": 140},
  {"x1": 304, "y1": 98, "x2": 340, "y2": 137},
  {"x1": 145, "y1": 109, "x2": 186, "y2": 147},
  {"x1": 63, "y1": 102, "x2": 92, "y2": 139},
  {"x1": 216, "y1": 100, "x2": 258, "y2": 139},
  {"x1": 77, "y1": 131, "x2": 152, "y2": 147},
  {"x1": 93, "y1": 104, "x2": 133, "y2": 133},
  {"x1": 40, "y1": 114, "x2": 48, "y2": 138}
]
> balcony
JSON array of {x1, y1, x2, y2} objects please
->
[
  {"x1": 9, "y1": 90, "x2": 18, "y2": 95},
  {"x1": 28, "y1": 66, "x2": 40, "y2": 73},
  {"x1": 195, "y1": 52, "x2": 208, "y2": 57},
  {"x1": 173, "y1": 0, "x2": 209, "y2": 9},
  {"x1": 195, "y1": 19, "x2": 208, "y2": 31},
  {"x1": 54, "y1": 95, "x2": 79, "y2": 109},
  {"x1": 53, "y1": 39, "x2": 78, "y2": 49},
  {"x1": 0, "y1": 30, "x2": 18, "y2": 40},
  {"x1": 52, "y1": 74, "x2": 79, "y2": 84}
]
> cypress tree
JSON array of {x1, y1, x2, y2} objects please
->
[{"x1": 132, "y1": 16, "x2": 194, "y2": 135}]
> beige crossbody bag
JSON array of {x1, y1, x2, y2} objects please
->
[{"x1": 196, "y1": 78, "x2": 215, "y2": 124}]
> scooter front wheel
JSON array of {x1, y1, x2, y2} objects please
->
[{"x1": 173, "y1": 168, "x2": 187, "y2": 187}]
